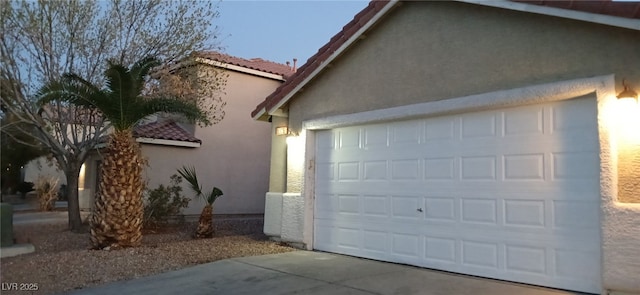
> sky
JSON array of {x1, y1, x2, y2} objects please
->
[{"x1": 215, "y1": 1, "x2": 369, "y2": 66}]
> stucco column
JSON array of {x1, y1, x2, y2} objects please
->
[
  {"x1": 280, "y1": 130, "x2": 306, "y2": 244},
  {"x1": 269, "y1": 116, "x2": 288, "y2": 193},
  {"x1": 601, "y1": 87, "x2": 640, "y2": 293}
]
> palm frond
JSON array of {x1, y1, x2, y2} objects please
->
[
  {"x1": 130, "y1": 56, "x2": 160, "y2": 80},
  {"x1": 104, "y1": 64, "x2": 133, "y2": 122},
  {"x1": 177, "y1": 166, "x2": 223, "y2": 205},
  {"x1": 37, "y1": 74, "x2": 102, "y2": 108},
  {"x1": 140, "y1": 98, "x2": 207, "y2": 124},
  {"x1": 177, "y1": 165, "x2": 203, "y2": 197},
  {"x1": 130, "y1": 56, "x2": 161, "y2": 96},
  {"x1": 207, "y1": 187, "x2": 224, "y2": 204}
]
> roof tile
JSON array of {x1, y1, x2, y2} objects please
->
[
  {"x1": 194, "y1": 51, "x2": 296, "y2": 78},
  {"x1": 133, "y1": 121, "x2": 202, "y2": 144}
]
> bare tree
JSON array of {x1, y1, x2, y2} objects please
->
[{"x1": 0, "y1": 0, "x2": 226, "y2": 231}]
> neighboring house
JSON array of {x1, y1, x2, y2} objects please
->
[
  {"x1": 252, "y1": 1, "x2": 640, "y2": 294},
  {"x1": 26, "y1": 52, "x2": 294, "y2": 216}
]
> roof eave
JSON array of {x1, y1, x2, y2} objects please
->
[
  {"x1": 195, "y1": 57, "x2": 287, "y2": 81},
  {"x1": 136, "y1": 137, "x2": 201, "y2": 148},
  {"x1": 252, "y1": 107, "x2": 268, "y2": 121}
]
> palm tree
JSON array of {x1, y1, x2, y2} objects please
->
[
  {"x1": 177, "y1": 166, "x2": 223, "y2": 238},
  {"x1": 38, "y1": 57, "x2": 207, "y2": 249}
]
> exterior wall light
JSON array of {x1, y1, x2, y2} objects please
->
[
  {"x1": 617, "y1": 79, "x2": 638, "y2": 102},
  {"x1": 275, "y1": 126, "x2": 288, "y2": 136}
]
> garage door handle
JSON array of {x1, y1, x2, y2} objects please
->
[{"x1": 417, "y1": 208, "x2": 423, "y2": 212}]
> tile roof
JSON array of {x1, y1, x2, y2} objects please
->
[
  {"x1": 250, "y1": 0, "x2": 640, "y2": 119},
  {"x1": 133, "y1": 120, "x2": 201, "y2": 144},
  {"x1": 194, "y1": 51, "x2": 296, "y2": 78}
]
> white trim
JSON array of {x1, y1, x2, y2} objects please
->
[
  {"x1": 303, "y1": 130, "x2": 315, "y2": 250},
  {"x1": 195, "y1": 57, "x2": 286, "y2": 81},
  {"x1": 136, "y1": 137, "x2": 201, "y2": 148},
  {"x1": 303, "y1": 75, "x2": 614, "y2": 130},
  {"x1": 266, "y1": 0, "x2": 399, "y2": 115},
  {"x1": 460, "y1": 0, "x2": 640, "y2": 31}
]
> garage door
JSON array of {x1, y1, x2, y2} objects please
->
[{"x1": 313, "y1": 97, "x2": 601, "y2": 293}]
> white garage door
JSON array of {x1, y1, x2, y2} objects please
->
[{"x1": 314, "y1": 97, "x2": 601, "y2": 293}]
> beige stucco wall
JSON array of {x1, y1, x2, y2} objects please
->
[
  {"x1": 139, "y1": 69, "x2": 278, "y2": 216},
  {"x1": 287, "y1": 2, "x2": 640, "y2": 131},
  {"x1": 618, "y1": 143, "x2": 640, "y2": 204},
  {"x1": 24, "y1": 157, "x2": 66, "y2": 185}
]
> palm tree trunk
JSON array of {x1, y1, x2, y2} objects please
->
[
  {"x1": 194, "y1": 204, "x2": 213, "y2": 238},
  {"x1": 90, "y1": 129, "x2": 144, "y2": 249}
]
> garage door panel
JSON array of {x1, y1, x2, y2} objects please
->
[
  {"x1": 425, "y1": 117, "x2": 456, "y2": 141},
  {"x1": 503, "y1": 106, "x2": 545, "y2": 136},
  {"x1": 553, "y1": 200, "x2": 600, "y2": 229},
  {"x1": 504, "y1": 199, "x2": 545, "y2": 227},
  {"x1": 392, "y1": 233, "x2": 421, "y2": 258},
  {"x1": 314, "y1": 97, "x2": 600, "y2": 293},
  {"x1": 424, "y1": 197, "x2": 456, "y2": 221},
  {"x1": 550, "y1": 100, "x2": 597, "y2": 133},
  {"x1": 390, "y1": 121, "x2": 422, "y2": 145},
  {"x1": 503, "y1": 153, "x2": 545, "y2": 180},
  {"x1": 362, "y1": 230, "x2": 389, "y2": 257},
  {"x1": 363, "y1": 160, "x2": 388, "y2": 180},
  {"x1": 362, "y1": 195, "x2": 388, "y2": 217},
  {"x1": 391, "y1": 159, "x2": 421, "y2": 180},
  {"x1": 460, "y1": 156, "x2": 498, "y2": 180},
  {"x1": 462, "y1": 240, "x2": 500, "y2": 269},
  {"x1": 461, "y1": 198, "x2": 498, "y2": 225},
  {"x1": 337, "y1": 128, "x2": 361, "y2": 149},
  {"x1": 505, "y1": 244, "x2": 547, "y2": 275},
  {"x1": 363, "y1": 125, "x2": 389, "y2": 149},
  {"x1": 551, "y1": 152, "x2": 599, "y2": 180},
  {"x1": 424, "y1": 157, "x2": 456, "y2": 180},
  {"x1": 461, "y1": 112, "x2": 498, "y2": 139},
  {"x1": 425, "y1": 236, "x2": 457, "y2": 264}
]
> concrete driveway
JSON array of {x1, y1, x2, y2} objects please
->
[{"x1": 64, "y1": 251, "x2": 585, "y2": 295}]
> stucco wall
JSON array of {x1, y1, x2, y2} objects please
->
[
  {"x1": 139, "y1": 69, "x2": 278, "y2": 215},
  {"x1": 618, "y1": 143, "x2": 640, "y2": 204},
  {"x1": 24, "y1": 158, "x2": 66, "y2": 185},
  {"x1": 287, "y1": 1, "x2": 640, "y2": 131}
]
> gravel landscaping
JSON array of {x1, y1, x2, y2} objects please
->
[{"x1": 0, "y1": 217, "x2": 296, "y2": 295}]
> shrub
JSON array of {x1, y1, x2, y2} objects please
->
[
  {"x1": 143, "y1": 174, "x2": 191, "y2": 226},
  {"x1": 35, "y1": 176, "x2": 58, "y2": 211}
]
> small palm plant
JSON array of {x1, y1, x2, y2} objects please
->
[{"x1": 177, "y1": 166, "x2": 223, "y2": 238}]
